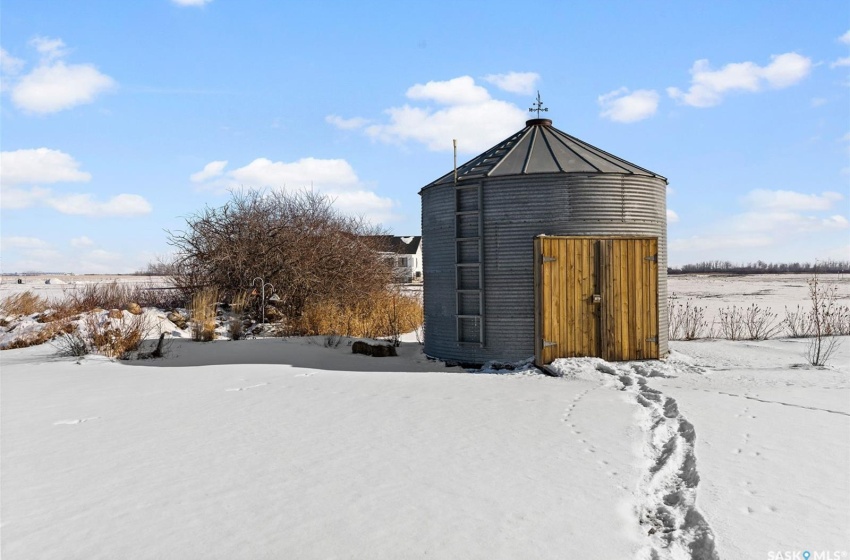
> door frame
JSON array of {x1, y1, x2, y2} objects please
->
[{"x1": 534, "y1": 235, "x2": 659, "y2": 366}]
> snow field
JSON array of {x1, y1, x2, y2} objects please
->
[
  {"x1": 2, "y1": 343, "x2": 649, "y2": 560},
  {"x1": 2, "y1": 274, "x2": 849, "y2": 559}
]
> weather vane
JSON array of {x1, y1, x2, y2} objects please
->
[{"x1": 529, "y1": 91, "x2": 548, "y2": 117}]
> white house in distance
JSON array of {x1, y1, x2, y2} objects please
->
[{"x1": 372, "y1": 235, "x2": 423, "y2": 283}]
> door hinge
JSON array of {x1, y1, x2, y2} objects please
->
[
  {"x1": 542, "y1": 340, "x2": 557, "y2": 348},
  {"x1": 645, "y1": 336, "x2": 658, "y2": 343},
  {"x1": 542, "y1": 256, "x2": 556, "y2": 263},
  {"x1": 644, "y1": 254, "x2": 658, "y2": 262}
]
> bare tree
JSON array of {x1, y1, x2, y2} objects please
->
[{"x1": 166, "y1": 189, "x2": 394, "y2": 325}]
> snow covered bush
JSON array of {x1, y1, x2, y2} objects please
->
[{"x1": 74, "y1": 312, "x2": 150, "y2": 359}]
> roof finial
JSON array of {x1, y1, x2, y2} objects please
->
[{"x1": 529, "y1": 91, "x2": 548, "y2": 118}]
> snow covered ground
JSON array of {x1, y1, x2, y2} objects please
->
[{"x1": 1, "y1": 275, "x2": 848, "y2": 559}]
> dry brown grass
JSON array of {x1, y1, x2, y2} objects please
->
[
  {"x1": 85, "y1": 312, "x2": 148, "y2": 358},
  {"x1": 297, "y1": 289, "x2": 423, "y2": 339},
  {"x1": 191, "y1": 288, "x2": 218, "y2": 341},
  {"x1": 3, "y1": 321, "x2": 75, "y2": 350},
  {"x1": 230, "y1": 290, "x2": 251, "y2": 315},
  {"x1": 0, "y1": 291, "x2": 51, "y2": 316}
]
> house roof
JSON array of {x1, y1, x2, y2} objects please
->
[
  {"x1": 370, "y1": 235, "x2": 422, "y2": 255},
  {"x1": 423, "y1": 118, "x2": 666, "y2": 189}
]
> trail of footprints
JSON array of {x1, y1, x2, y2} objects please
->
[
  {"x1": 595, "y1": 362, "x2": 720, "y2": 560},
  {"x1": 562, "y1": 385, "x2": 599, "y2": 454}
]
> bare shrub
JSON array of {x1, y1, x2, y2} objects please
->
[
  {"x1": 166, "y1": 189, "x2": 393, "y2": 324},
  {"x1": 783, "y1": 305, "x2": 812, "y2": 338},
  {"x1": 227, "y1": 318, "x2": 245, "y2": 340},
  {"x1": 829, "y1": 305, "x2": 850, "y2": 336},
  {"x1": 190, "y1": 288, "x2": 218, "y2": 341},
  {"x1": 85, "y1": 312, "x2": 149, "y2": 359},
  {"x1": 716, "y1": 306, "x2": 746, "y2": 341},
  {"x1": 667, "y1": 295, "x2": 709, "y2": 340},
  {"x1": 324, "y1": 333, "x2": 343, "y2": 348},
  {"x1": 53, "y1": 328, "x2": 89, "y2": 357},
  {"x1": 0, "y1": 291, "x2": 50, "y2": 316},
  {"x1": 743, "y1": 303, "x2": 781, "y2": 340},
  {"x1": 806, "y1": 275, "x2": 841, "y2": 366}
]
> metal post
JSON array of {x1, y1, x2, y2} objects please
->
[{"x1": 252, "y1": 277, "x2": 275, "y2": 328}]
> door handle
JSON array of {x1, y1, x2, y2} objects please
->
[{"x1": 592, "y1": 294, "x2": 602, "y2": 304}]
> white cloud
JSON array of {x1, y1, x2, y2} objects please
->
[
  {"x1": 671, "y1": 188, "x2": 849, "y2": 261},
  {"x1": 190, "y1": 157, "x2": 400, "y2": 224},
  {"x1": 839, "y1": 30, "x2": 850, "y2": 45},
  {"x1": 192, "y1": 157, "x2": 360, "y2": 192},
  {"x1": 731, "y1": 210, "x2": 849, "y2": 234},
  {"x1": 12, "y1": 61, "x2": 116, "y2": 114},
  {"x1": 482, "y1": 72, "x2": 540, "y2": 95},
  {"x1": 0, "y1": 47, "x2": 24, "y2": 75},
  {"x1": 0, "y1": 148, "x2": 91, "y2": 185},
  {"x1": 171, "y1": 0, "x2": 212, "y2": 5},
  {"x1": 230, "y1": 157, "x2": 359, "y2": 190},
  {"x1": 830, "y1": 57, "x2": 850, "y2": 69},
  {"x1": 0, "y1": 236, "x2": 50, "y2": 250},
  {"x1": 406, "y1": 76, "x2": 490, "y2": 105},
  {"x1": 0, "y1": 186, "x2": 52, "y2": 209},
  {"x1": 46, "y1": 193, "x2": 152, "y2": 216},
  {"x1": 667, "y1": 53, "x2": 812, "y2": 108},
  {"x1": 670, "y1": 234, "x2": 774, "y2": 253},
  {"x1": 329, "y1": 190, "x2": 399, "y2": 225},
  {"x1": 742, "y1": 189, "x2": 843, "y2": 212},
  {"x1": 598, "y1": 87, "x2": 660, "y2": 123},
  {"x1": 7, "y1": 37, "x2": 115, "y2": 114},
  {"x1": 811, "y1": 97, "x2": 828, "y2": 107},
  {"x1": 325, "y1": 115, "x2": 370, "y2": 130},
  {"x1": 190, "y1": 160, "x2": 227, "y2": 182},
  {"x1": 667, "y1": 209, "x2": 679, "y2": 223},
  {"x1": 29, "y1": 36, "x2": 68, "y2": 62},
  {"x1": 70, "y1": 236, "x2": 94, "y2": 248},
  {"x1": 362, "y1": 76, "x2": 529, "y2": 153}
]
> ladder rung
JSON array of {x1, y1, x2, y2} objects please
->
[
  {"x1": 455, "y1": 184, "x2": 481, "y2": 190},
  {"x1": 457, "y1": 289, "x2": 482, "y2": 294},
  {"x1": 455, "y1": 237, "x2": 480, "y2": 242},
  {"x1": 455, "y1": 210, "x2": 479, "y2": 216},
  {"x1": 456, "y1": 263, "x2": 480, "y2": 267},
  {"x1": 457, "y1": 314, "x2": 482, "y2": 319}
]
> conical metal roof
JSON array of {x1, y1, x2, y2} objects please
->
[{"x1": 424, "y1": 118, "x2": 666, "y2": 188}]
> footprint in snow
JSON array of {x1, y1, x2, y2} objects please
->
[
  {"x1": 54, "y1": 417, "x2": 100, "y2": 425},
  {"x1": 226, "y1": 383, "x2": 269, "y2": 392},
  {"x1": 294, "y1": 372, "x2": 315, "y2": 377}
]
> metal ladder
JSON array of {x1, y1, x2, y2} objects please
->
[{"x1": 455, "y1": 182, "x2": 484, "y2": 345}]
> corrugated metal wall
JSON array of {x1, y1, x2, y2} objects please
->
[{"x1": 421, "y1": 173, "x2": 668, "y2": 364}]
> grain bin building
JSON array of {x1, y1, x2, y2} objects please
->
[{"x1": 419, "y1": 118, "x2": 668, "y2": 366}]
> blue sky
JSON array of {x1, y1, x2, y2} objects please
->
[{"x1": 1, "y1": 0, "x2": 848, "y2": 273}]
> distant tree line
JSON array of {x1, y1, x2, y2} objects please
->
[{"x1": 668, "y1": 260, "x2": 850, "y2": 275}]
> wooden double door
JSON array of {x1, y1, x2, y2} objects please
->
[{"x1": 534, "y1": 236, "x2": 659, "y2": 365}]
